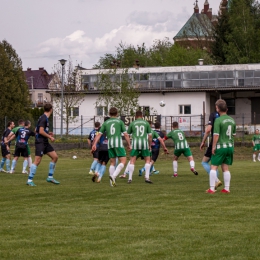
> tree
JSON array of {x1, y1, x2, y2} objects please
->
[
  {"x1": 95, "y1": 68, "x2": 140, "y2": 116},
  {"x1": 0, "y1": 40, "x2": 31, "y2": 133},
  {"x1": 93, "y1": 38, "x2": 213, "y2": 69},
  {"x1": 50, "y1": 59, "x2": 85, "y2": 136}
]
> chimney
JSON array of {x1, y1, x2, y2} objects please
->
[
  {"x1": 194, "y1": 0, "x2": 199, "y2": 13},
  {"x1": 39, "y1": 67, "x2": 44, "y2": 70},
  {"x1": 204, "y1": 0, "x2": 209, "y2": 13},
  {"x1": 27, "y1": 68, "x2": 31, "y2": 71},
  {"x1": 198, "y1": 59, "x2": 204, "y2": 66}
]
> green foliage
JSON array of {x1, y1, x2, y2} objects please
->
[
  {"x1": 212, "y1": 0, "x2": 260, "y2": 64},
  {"x1": 0, "y1": 40, "x2": 31, "y2": 133},
  {"x1": 95, "y1": 68, "x2": 140, "y2": 116},
  {"x1": 93, "y1": 38, "x2": 213, "y2": 69}
]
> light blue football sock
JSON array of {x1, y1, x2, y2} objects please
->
[
  {"x1": 11, "y1": 159, "x2": 17, "y2": 171},
  {"x1": 150, "y1": 165, "x2": 154, "y2": 173},
  {"x1": 99, "y1": 165, "x2": 106, "y2": 178},
  {"x1": 201, "y1": 161, "x2": 210, "y2": 174},
  {"x1": 6, "y1": 159, "x2": 10, "y2": 171},
  {"x1": 141, "y1": 166, "x2": 145, "y2": 172},
  {"x1": 95, "y1": 163, "x2": 101, "y2": 173},
  {"x1": 115, "y1": 157, "x2": 118, "y2": 167},
  {"x1": 90, "y1": 160, "x2": 98, "y2": 171},
  {"x1": 23, "y1": 160, "x2": 28, "y2": 171},
  {"x1": 48, "y1": 162, "x2": 56, "y2": 178},
  {"x1": 0, "y1": 158, "x2": 6, "y2": 169},
  {"x1": 28, "y1": 164, "x2": 37, "y2": 181}
]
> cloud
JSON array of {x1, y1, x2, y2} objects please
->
[{"x1": 37, "y1": 10, "x2": 191, "y2": 68}]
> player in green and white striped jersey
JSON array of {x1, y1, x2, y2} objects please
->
[
  {"x1": 165, "y1": 121, "x2": 198, "y2": 177},
  {"x1": 252, "y1": 129, "x2": 260, "y2": 162},
  {"x1": 207, "y1": 100, "x2": 236, "y2": 194},
  {"x1": 92, "y1": 107, "x2": 131, "y2": 187},
  {"x1": 127, "y1": 110, "x2": 153, "y2": 184}
]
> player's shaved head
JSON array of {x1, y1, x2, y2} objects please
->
[
  {"x1": 172, "y1": 121, "x2": 178, "y2": 128},
  {"x1": 154, "y1": 122, "x2": 161, "y2": 129},
  {"x1": 215, "y1": 99, "x2": 226, "y2": 106},
  {"x1": 95, "y1": 122, "x2": 100, "y2": 128},
  {"x1": 18, "y1": 119, "x2": 25, "y2": 126},
  {"x1": 109, "y1": 107, "x2": 118, "y2": 116},
  {"x1": 135, "y1": 111, "x2": 143, "y2": 118},
  {"x1": 216, "y1": 101, "x2": 228, "y2": 113}
]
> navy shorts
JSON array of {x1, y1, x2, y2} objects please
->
[
  {"x1": 35, "y1": 142, "x2": 54, "y2": 157},
  {"x1": 151, "y1": 149, "x2": 160, "y2": 162},
  {"x1": 1, "y1": 144, "x2": 10, "y2": 157}
]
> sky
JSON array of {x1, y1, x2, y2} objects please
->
[{"x1": 0, "y1": 0, "x2": 220, "y2": 72}]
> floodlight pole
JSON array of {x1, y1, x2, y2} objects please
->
[{"x1": 59, "y1": 59, "x2": 67, "y2": 138}]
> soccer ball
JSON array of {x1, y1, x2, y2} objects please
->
[
  {"x1": 159, "y1": 100, "x2": 166, "y2": 107},
  {"x1": 72, "y1": 155, "x2": 77, "y2": 159}
]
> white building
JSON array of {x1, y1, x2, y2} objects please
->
[{"x1": 50, "y1": 63, "x2": 260, "y2": 135}]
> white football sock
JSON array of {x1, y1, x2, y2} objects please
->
[
  {"x1": 128, "y1": 164, "x2": 134, "y2": 180},
  {"x1": 124, "y1": 161, "x2": 130, "y2": 174},
  {"x1": 113, "y1": 163, "x2": 124, "y2": 178},
  {"x1": 190, "y1": 160, "x2": 195, "y2": 169},
  {"x1": 145, "y1": 163, "x2": 150, "y2": 179},
  {"x1": 223, "y1": 171, "x2": 231, "y2": 191},
  {"x1": 209, "y1": 170, "x2": 217, "y2": 191},
  {"x1": 173, "y1": 161, "x2": 178, "y2": 173},
  {"x1": 109, "y1": 166, "x2": 115, "y2": 176},
  {"x1": 253, "y1": 154, "x2": 256, "y2": 160}
]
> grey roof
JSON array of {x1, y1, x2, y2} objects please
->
[{"x1": 174, "y1": 13, "x2": 213, "y2": 40}]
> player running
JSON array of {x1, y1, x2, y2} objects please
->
[
  {"x1": 0, "y1": 121, "x2": 15, "y2": 173},
  {"x1": 252, "y1": 129, "x2": 260, "y2": 162},
  {"x1": 91, "y1": 107, "x2": 131, "y2": 187},
  {"x1": 9, "y1": 120, "x2": 35, "y2": 174},
  {"x1": 26, "y1": 103, "x2": 59, "y2": 186},
  {"x1": 127, "y1": 110, "x2": 153, "y2": 184},
  {"x1": 139, "y1": 121, "x2": 168, "y2": 176},
  {"x1": 206, "y1": 100, "x2": 236, "y2": 194},
  {"x1": 164, "y1": 121, "x2": 198, "y2": 177},
  {"x1": 87, "y1": 122, "x2": 101, "y2": 175}
]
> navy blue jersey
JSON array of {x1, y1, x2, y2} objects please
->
[
  {"x1": 99, "y1": 133, "x2": 108, "y2": 151},
  {"x1": 35, "y1": 114, "x2": 50, "y2": 142},
  {"x1": 16, "y1": 127, "x2": 35, "y2": 145},
  {"x1": 208, "y1": 112, "x2": 219, "y2": 143},
  {"x1": 1, "y1": 128, "x2": 11, "y2": 146},
  {"x1": 151, "y1": 130, "x2": 164, "y2": 149},
  {"x1": 88, "y1": 128, "x2": 100, "y2": 147}
]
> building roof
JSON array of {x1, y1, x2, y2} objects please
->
[
  {"x1": 24, "y1": 68, "x2": 54, "y2": 90},
  {"x1": 174, "y1": 12, "x2": 213, "y2": 40}
]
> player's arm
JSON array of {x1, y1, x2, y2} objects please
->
[
  {"x1": 212, "y1": 120, "x2": 220, "y2": 155},
  {"x1": 39, "y1": 127, "x2": 54, "y2": 142},
  {"x1": 158, "y1": 137, "x2": 168, "y2": 153},
  {"x1": 123, "y1": 132, "x2": 131, "y2": 150},
  {"x1": 200, "y1": 125, "x2": 212, "y2": 150}
]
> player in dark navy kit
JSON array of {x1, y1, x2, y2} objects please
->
[
  {"x1": 0, "y1": 121, "x2": 15, "y2": 173},
  {"x1": 27, "y1": 103, "x2": 58, "y2": 186},
  {"x1": 10, "y1": 120, "x2": 35, "y2": 174},
  {"x1": 87, "y1": 122, "x2": 100, "y2": 175},
  {"x1": 200, "y1": 100, "x2": 227, "y2": 189}
]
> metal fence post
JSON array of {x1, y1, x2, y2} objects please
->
[
  {"x1": 242, "y1": 113, "x2": 244, "y2": 142},
  {"x1": 81, "y1": 115, "x2": 83, "y2": 146}
]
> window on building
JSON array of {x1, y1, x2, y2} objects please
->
[
  {"x1": 165, "y1": 81, "x2": 173, "y2": 88},
  {"x1": 225, "y1": 99, "x2": 235, "y2": 115},
  {"x1": 38, "y1": 93, "x2": 43, "y2": 103},
  {"x1": 140, "y1": 74, "x2": 149, "y2": 81},
  {"x1": 179, "y1": 105, "x2": 191, "y2": 114},
  {"x1": 96, "y1": 106, "x2": 107, "y2": 116},
  {"x1": 71, "y1": 107, "x2": 79, "y2": 117}
]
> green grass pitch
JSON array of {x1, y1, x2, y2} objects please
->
[{"x1": 0, "y1": 147, "x2": 260, "y2": 260}]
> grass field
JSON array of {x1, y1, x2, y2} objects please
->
[{"x1": 1, "y1": 147, "x2": 260, "y2": 260}]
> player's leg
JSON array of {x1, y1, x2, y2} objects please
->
[
  {"x1": 150, "y1": 149, "x2": 160, "y2": 174},
  {"x1": 27, "y1": 154, "x2": 43, "y2": 186},
  {"x1": 143, "y1": 155, "x2": 152, "y2": 183},
  {"x1": 108, "y1": 148, "x2": 117, "y2": 186},
  {"x1": 10, "y1": 152, "x2": 19, "y2": 174},
  {"x1": 22, "y1": 158, "x2": 28, "y2": 174},
  {"x1": 253, "y1": 150, "x2": 257, "y2": 162},
  {"x1": 185, "y1": 148, "x2": 198, "y2": 175},
  {"x1": 5, "y1": 153, "x2": 11, "y2": 172},
  {"x1": 173, "y1": 155, "x2": 179, "y2": 177},
  {"x1": 207, "y1": 165, "x2": 218, "y2": 193},
  {"x1": 112, "y1": 148, "x2": 127, "y2": 179},
  {"x1": 127, "y1": 156, "x2": 137, "y2": 183},
  {"x1": 27, "y1": 145, "x2": 32, "y2": 171},
  {"x1": 201, "y1": 145, "x2": 212, "y2": 173},
  {"x1": 46, "y1": 148, "x2": 59, "y2": 184},
  {"x1": 90, "y1": 150, "x2": 99, "y2": 174},
  {"x1": 220, "y1": 147, "x2": 233, "y2": 193}
]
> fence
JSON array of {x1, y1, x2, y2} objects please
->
[{"x1": 1, "y1": 113, "x2": 260, "y2": 143}]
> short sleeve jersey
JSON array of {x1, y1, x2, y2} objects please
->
[
  {"x1": 208, "y1": 112, "x2": 219, "y2": 143},
  {"x1": 16, "y1": 127, "x2": 35, "y2": 145},
  {"x1": 151, "y1": 130, "x2": 164, "y2": 149},
  {"x1": 166, "y1": 129, "x2": 189, "y2": 150},
  {"x1": 99, "y1": 118, "x2": 126, "y2": 149},
  {"x1": 12, "y1": 126, "x2": 23, "y2": 135},
  {"x1": 35, "y1": 114, "x2": 50, "y2": 143},
  {"x1": 213, "y1": 115, "x2": 236, "y2": 148},
  {"x1": 127, "y1": 119, "x2": 152, "y2": 150},
  {"x1": 1, "y1": 128, "x2": 11, "y2": 146},
  {"x1": 252, "y1": 134, "x2": 260, "y2": 145},
  {"x1": 88, "y1": 128, "x2": 100, "y2": 147}
]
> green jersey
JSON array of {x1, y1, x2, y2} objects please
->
[
  {"x1": 12, "y1": 126, "x2": 23, "y2": 134},
  {"x1": 99, "y1": 118, "x2": 126, "y2": 149},
  {"x1": 152, "y1": 130, "x2": 159, "y2": 139},
  {"x1": 127, "y1": 119, "x2": 152, "y2": 150},
  {"x1": 166, "y1": 129, "x2": 189, "y2": 149},
  {"x1": 252, "y1": 135, "x2": 260, "y2": 145},
  {"x1": 213, "y1": 114, "x2": 236, "y2": 148}
]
